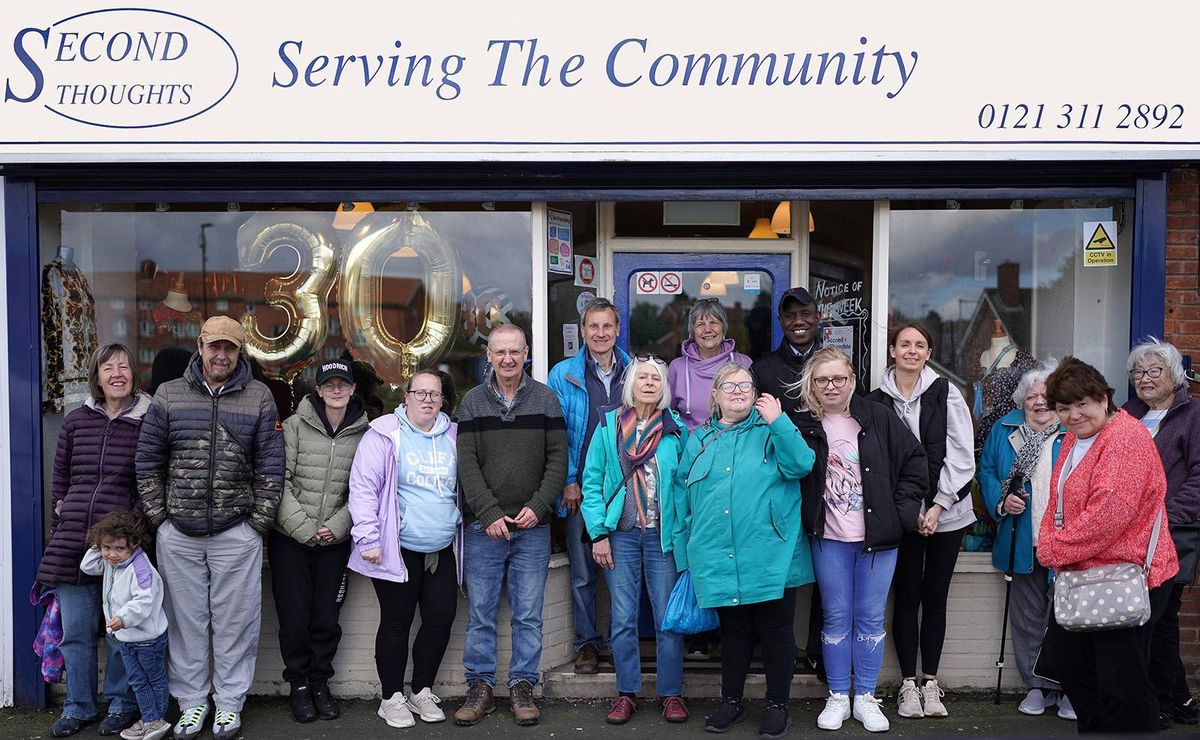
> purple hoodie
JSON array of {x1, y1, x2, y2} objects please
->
[
  {"x1": 347, "y1": 412, "x2": 463, "y2": 585},
  {"x1": 667, "y1": 338, "x2": 752, "y2": 431}
]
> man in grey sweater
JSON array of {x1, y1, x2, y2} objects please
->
[{"x1": 454, "y1": 324, "x2": 568, "y2": 728}]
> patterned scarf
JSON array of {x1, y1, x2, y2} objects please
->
[
  {"x1": 617, "y1": 407, "x2": 664, "y2": 531},
  {"x1": 1001, "y1": 421, "x2": 1060, "y2": 504}
]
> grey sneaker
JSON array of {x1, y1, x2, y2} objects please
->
[
  {"x1": 211, "y1": 709, "x2": 241, "y2": 739},
  {"x1": 172, "y1": 704, "x2": 209, "y2": 739}
]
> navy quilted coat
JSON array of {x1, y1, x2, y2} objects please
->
[
  {"x1": 37, "y1": 393, "x2": 152, "y2": 586},
  {"x1": 136, "y1": 353, "x2": 284, "y2": 537}
]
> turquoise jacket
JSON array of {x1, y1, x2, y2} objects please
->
[
  {"x1": 580, "y1": 408, "x2": 688, "y2": 554},
  {"x1": 979, "y1": 409, "x2": 1065, "y2": 575},
  {"x1": 674, "y1": 409, "x2": 816, "y2": 609}
]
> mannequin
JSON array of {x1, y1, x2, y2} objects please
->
[
  {"x1": 979, "y1": 320, "x2": 1017, "y2": 372},
  {"x1": 160, "y1": 272, "x2": 194, "y2": 313},
  {"x1": 153, "y1": 272, "x2": 203, "y2": 336},
  {"x1": 41, "y1": 245, "x2": 99, "y2": 412}
]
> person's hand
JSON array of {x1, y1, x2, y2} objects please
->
[
  {"x1": 1003, "y1": 494, "x2": 1027, "y2": 516},
  {"x1": 316, "y1": 526, "x2": 335, "y2": 543},
  {"x1": 755, "y1": 393, "x2": 783, "y2": 424},
  {"x1": 486, "y1": 518, "x2": 512, "y2": 541},
  {"x1": 919, "y1": 504, "x2": 945, "y2": 536},
  {"x1": 507, "y1": 507, "x2": 539, "y2": 529},
  {"x1": 592, "y1": 538, "x2": 614, "y2": 569},
  {"x1": 361, "y1": 547, "x2": 382, "y2": 565},
  {"x1": 106, "y1": 616, "x2": 124, "y2": 632},
  {"x1": 562, "y1": 483, "x2": 582, "y2": 516}
]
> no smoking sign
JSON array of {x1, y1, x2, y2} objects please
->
[{"x1": 634, "y1": 270, "x2": 683, "y2": 295}]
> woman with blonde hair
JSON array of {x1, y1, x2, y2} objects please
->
[{"x1": 792, "y1": 347, "x2": 927, "y2": 733}]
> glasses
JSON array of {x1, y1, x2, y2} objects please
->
[
  {"x1": 1129, "y1": 366, "x2": 1165, "y2": 381},
  {"x1": 718, "y1": 381, "x2": 754, "y2": 393},
  {"x1": 320, "y1": 381, "x2": 353, "y2": 393},
  {"x1": 488, "y1": 349, "x2": 525, "y2": 359},
  {"x1": 633, "y1": 353, "x2": 667, "y2": 364},
  {"x1": 813, "y1": 375, "x2": 850, "y2": 389},
  {"x1": 407, "y1": 389, "x2": 443, "y2": 402}
]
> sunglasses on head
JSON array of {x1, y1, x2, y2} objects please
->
[{"x1": 633, "y1": 353, "x2": 667, "y2": 364}]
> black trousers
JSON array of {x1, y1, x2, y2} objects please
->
[
  {"x1": 717, "y1": 589, "x2": 797, "y2": 704},
  {"x1": 372, "y1": 546, "x2": 458, "y2": 697},
  {"x1": 1045, "y1": 583, "x2": 1171, "y2": 734},
  {"x1": 1149, "y1": 581, "x2": 1193, "y2": 710},
  {"x1": 892, "y1": 526, "x2": 965, "y2": 677},
  {"x1": 267, "y1": 531, "x2": 351, "y2": 686}
]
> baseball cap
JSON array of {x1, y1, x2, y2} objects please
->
[
  {"x1": 316, "y1": 361, "x2": 354, "y2": 386},
  {"x1": 198, "y1": 316, "x2": 245, "y2": 348},
  {"x1": 779, "y1": 287, "x2": 816, "y2": 309}
]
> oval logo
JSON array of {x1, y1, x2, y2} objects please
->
[{"x1": 38, "y1": 7, "x2": 238, "y2": 129}]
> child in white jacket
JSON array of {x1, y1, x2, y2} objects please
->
[{"x1": 80, "y1": 512, "x2": 170, "y2": 740}]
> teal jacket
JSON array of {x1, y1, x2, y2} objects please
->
[
  {"x1": 674, "y1": 409, "x2": 816, "y2": 609},
  {"x1": 580, "y1": 408, "x2": 688, "y2": 554}
]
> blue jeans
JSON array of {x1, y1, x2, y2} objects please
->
[
  {"x1": 463, "y1": 522, "x2": 551, "y2": 687},
  {"x1": 605, "y1": 529, "x2": 684, "y2": 696},
  {"x1": 810, "y1": 539, "x2": 898, "y2": 696},
  {"x1": 565, "y1": 511, "x2": 605, "y2": 652},
  {"x1": 57, "y1": 583, "x2": 136, "y2": 720},
  {"x1": 118, "y1": 633, "x2": 170, "y2": 723}
]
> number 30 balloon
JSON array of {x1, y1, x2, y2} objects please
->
[{"x1": 339, "y1": 212, "x2": 462, "y2": 386}]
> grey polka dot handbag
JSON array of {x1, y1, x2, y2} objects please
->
[{"x1": 1051, "y1": 482, "x2": 1164, "y2": 632}]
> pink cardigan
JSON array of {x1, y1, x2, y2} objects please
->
[{"x1": 1038, "y1": 409, "x2": 1179, "y2": 589}]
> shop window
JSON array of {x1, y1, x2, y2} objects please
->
[
  {"x1": 544, "y1": 203, "x2": 598, "y2": 363},
  {"x1": 809, "y1": 201, "x2": 875, "y2": 383}
]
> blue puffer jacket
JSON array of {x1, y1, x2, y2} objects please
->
[
  {"x1": 979, "y1": 409, "x2": 1064, "y2": 575},
  {"x1": 547, "y1": 347, "x2": 633, "y2": 491}
]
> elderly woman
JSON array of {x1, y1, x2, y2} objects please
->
[
  {"x1": 38, "y1": 344, "x2": 150, "y2": 738},
  {"x1": 978, "y1": 362, "x2": 1075, "y2": 720},
  {"x1": 668, "y1": 298, "x2": 752, "y2": 431},
  {"x1": 794, "y1": 347, "x2": 927, "y2": 733},
  {"x1": 581, "y1": 355, "x2": 689, "y2": 725},
  {"x1": 1122, "y1": 338, "x2": 1200, "y2": 727},
  {"x1": 1038, "y1": 357, "x2": 1179, "y2": 733},
  {"x1": 675, "y1": 363, "x2": 815, "y2": 739},
  {"x1": 868, "y1": 323, "x2": 976, "y2": 719}
]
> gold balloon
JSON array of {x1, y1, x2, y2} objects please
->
[
  {"x1": 237, "y1": 219, "x2": 337, "y2": 379},
  {"x1": 339, "y1": 212, "x2": 461, "y2": 386}
]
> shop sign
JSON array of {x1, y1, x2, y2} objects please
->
[{"x1": 1, "y1": 1, "x2": 1199, "y2": 162}]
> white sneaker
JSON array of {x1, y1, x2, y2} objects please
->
[
  {"x1": 406, "y1": 687, "x2": 446, "y2": 723},
  {"x1": 897, "y1": 679, "x2": 924, "y2": 718},
  {"x1": 378, "y1": 691, "x2": 416, "y2": 728},
  {"x1": 172, "y1": 703, "x2": 209, "y2": 739},
  {"x1": 853, "y1": 693, "x2": 890, "y2": 733},
  {"x1": 920, "y1": 679, "x2": 947, "y2": 718},
  {"x1": 1018, "y1": 688, "x2": 1047, "y2": 716},
  {"x1": 1057, "y1": 693, "x2": 1077, "y2": 721},
  {"x1": 211, "y1": 709, "x2": 240, "y2": 740},
  {"x1": 817, "y1": 692, "x2": 852, "y2": 731}
]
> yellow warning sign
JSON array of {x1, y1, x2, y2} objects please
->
[{"x1": 1083, "y1": 221, "x2": 1118, "y2": 267}]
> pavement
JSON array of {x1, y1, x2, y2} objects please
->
[{"x1": 3, "y1": 694, "x2": 1197, "y2": 739}]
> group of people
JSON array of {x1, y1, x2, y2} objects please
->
[{"x1": 37, "y1": 283, "x2": 1198, "y2": 739}]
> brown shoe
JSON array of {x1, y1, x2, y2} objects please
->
[
  {"x1": 574, "y1": 644, "x2": 600, "y2": 674},
  {"x1": 606, "y1": 696, "x2": 637, "y2": 724},
  {"x1": 510, "y1": 680, "x2": 540, "y2": 726},
  {"x1": 662, "y1": 696, "x2": 689, "y2": 723},
  {"x1": 454, "y1": 680, "x2": 495, "y2": 726}
]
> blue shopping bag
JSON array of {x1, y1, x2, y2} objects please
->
[{"x1": 661, "y1": 570, "x2": 719, "y2": 635}]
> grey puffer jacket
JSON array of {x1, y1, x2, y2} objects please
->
[
  {"x1": 136, "y1": 353, "x2": 284, "y2": 537},
  {"x1": 274, "y1": 393, "x2": 369, "y2": 545}
]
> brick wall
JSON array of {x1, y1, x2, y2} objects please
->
[{"x1": 1165, "y1": 166, "x2": 1200, "y2": 678}]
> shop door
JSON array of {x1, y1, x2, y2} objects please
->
[{"x1": 613, "y1": 252, "x2": 790, "y2": 361}]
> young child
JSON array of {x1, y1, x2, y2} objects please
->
[{"x1": 80, "y1": 512, "x2": 170, "y2": 740}]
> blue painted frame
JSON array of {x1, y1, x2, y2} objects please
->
[
  {"x1": 612, "y1": 252, "x2": 791, "y2": 355},
  {"x1": 5, "y1": 178, "x2": 46, "y2": 708},
  {"x1": 1131, "y1": 174, "x2": 1167, "y2": 345}
]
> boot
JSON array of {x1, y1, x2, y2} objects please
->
[
  {"x1": 454, "y1": 680, "x2": 495, "y2": 726},
  {"x1": 510, "y1": 680, "x2": 540, "y2": 726}
]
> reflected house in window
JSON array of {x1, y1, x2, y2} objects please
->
[{"x1": 961, "y1": 261, "x2": 1031, "y2": 375}]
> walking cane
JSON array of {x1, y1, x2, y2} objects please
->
[{"x1": 994, "y1": 478, "x2": 1024, "y2": 705}]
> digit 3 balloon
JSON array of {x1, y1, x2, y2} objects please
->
[
  {"x1": 339, "y1": 212, "x2": 462, "y2": 387},
  {"x1": 237, "y1": 217, "x2": 337, "y2": 380},
  {"x1": 460, "y1": 285, "x2": 514, "y2": 346}
]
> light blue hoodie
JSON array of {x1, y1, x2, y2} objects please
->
[{"x1": 393, "y1": 406, "x2": 461, "y2": 553}]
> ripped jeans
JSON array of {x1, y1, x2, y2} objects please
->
[{"x1": 810, "y1": 538, "x2": 898, "y2": 696}]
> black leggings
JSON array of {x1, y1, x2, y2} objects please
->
[
  {"x1": 892, "y1": 526, "x2": 964, "y2": 677},
  {"x1": 717, "y1": 589, "x2": 797, "y2": 704},
  {"x1": 371, "y1": 546, "x2": 458, "y2": 697}
]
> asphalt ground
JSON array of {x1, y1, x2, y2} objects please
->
[{"x1": 3, "y1": 694, "x2": 1197, "y2": 739}]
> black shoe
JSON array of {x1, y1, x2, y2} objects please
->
[
  {"x1": 50, "y1": 716, "x2": 93, "y2": 737},
  {"x1": 705, "y1": 697, "x2": 745, "y2": 733},
  {"x1": 759, "y1": 701, "x2": 791, "y2": 739},
  {"x1": 1174, "y1": 698, "x2": 1200, "y2": 725},
  {"x1": 1159, "y1": 711, "x2": 1175, "y2": 731},
  {"x1": 289, "y1": 685, "x2": 318, "y2": 723},
  {"x1": 311, "y1": 683, "x2": 340, "y2": 720},
  {"x1": 98, "y1": 711, "x2": 139, "y2": 736}
]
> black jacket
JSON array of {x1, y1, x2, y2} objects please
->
[
  {"x1": 751, "y1": 337, "x2": 823, "y2": 423},
  {"x1": 796, "y1": 394, "x2": 928, "y2": 552}
]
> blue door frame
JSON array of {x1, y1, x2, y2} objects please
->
[{"x1": 613, "y1": 252, "x2": 792, "y2": 355}]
